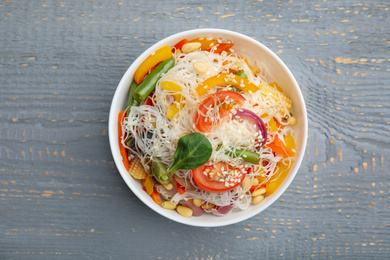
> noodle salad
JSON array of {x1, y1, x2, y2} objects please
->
[{"x1": 118, "y1": 37, "x2": 297, "y2": 218}]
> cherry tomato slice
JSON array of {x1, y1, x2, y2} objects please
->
[
  {"x1": 194, "y1": 91, "x2": 246, "y2": 133},
  {"x1": 192, "y1": 162, "x2": 248, "y2": 193}
]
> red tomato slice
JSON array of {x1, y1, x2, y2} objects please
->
[
  {"x1": 192, "y1": 162, "x2": 248, "y2": 193},
  {"x1": 194, "y1": 91, "x2": 246, "y2": 133}
]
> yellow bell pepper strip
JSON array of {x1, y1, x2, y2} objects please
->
[
  {"x1": 142, "y1": 186, "x2": 162, "y2": 204},
  {"x1": 265, "y1": 160, "x2": 292, "y2": 195},
  {"x1": 267, "y1": 117, "x2": 278, "y2": 132},
  {"x1": 166, "y1": 103, "x2": 181, "y2": 119},
  {"x1": 195, "y1": 73, "x2": 259, "y2": 96},
  {"x1": 267, "y1": 135, "x2": 294, "y2": 157},
  {"x1": 161, "y1": 81, "x2": 182, "y2": 91},
  {"x1": 142, "y1": 175, "x2": 155, "y2": 195},
  {"x1": 190, "y1": 38, "x2": 219, "y2": 51},
  {"x1": 161, "y1": 81, "x2": 185, "y2": 119},
  {"x1": 284, "y1": 134, "x2": 296, "y2": 156},
  {"x1": 118, "y1": 110, "x2": 130, "y2": 171},
  {"x1": 133, "y1": 45, "x2": 173, "y2": 84},
  {"x1": 269, "y1": 81, "x2": 283, "y2": 92},
  {"x1": 133, "y1": 58, "x2": 175, "y2": 102}
]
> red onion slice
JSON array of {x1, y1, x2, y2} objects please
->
[
  {"x1": 233, "y1": 108, "x2": 267, "y2": 147},
  {"x1": 180, "y1": 199, "x2": 203, "y2": 217},
  {"x1": 217, "y1": 205, "x2": 233, "y2": 214}
]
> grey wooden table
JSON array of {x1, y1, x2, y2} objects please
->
[{"x1": 1, "y1": 0, "x2": 389, "y2": 259}]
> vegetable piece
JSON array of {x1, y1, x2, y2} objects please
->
[
  {"x1": 225, "y1": 148, "x2": 260, "y2": 165},
  {"x1": 216, "y1": 205, "x2": 233, "y2": 214},
  {"x1": 180, "y1": 200, "x2": 203, "y2": 216},
  {"x1": 232, "y1": 108, "x2": 268, "y2": 148},
  {"x1": 174, "y1": 39, "x2": 189, "y2": 50},
  {"x1": 236, "y1": 70, "x2": 247, "y2": 79},
  {"x1": 195, "y1": 73, "x2": 259, "y2": 96},
  {"x1": 150, "y1": 188, "x2": 162, "y2": 204},
  {"x1": 143, "y1": 92, "x2": 154, "y2": 106},
  {"x1": 250, "y1": 67, "x2": 260, "y2": 74},
  {"x1": 192, "y1": 162, "x2": 248, "y2": 193},
  {"x1": 133, "y1": 45, "x2": 173, "y2": 84},
  {"x1": 208, "y1": 43, "x2": 234, "y2": 54},
  {"x1": 269, "y1": 81, "x2": 283, "y2": 92},
  {"x1": 168, "y1": 132, "x2": 212, "y2": 174},
  {"x1": 143, "y1": 175, "x2": 154, "y2": 195},
  {"x1": 118, "y1": 110, "x2": 130, "y2": 170},
  {"x1": 190, "y1": 38, "x2": 219, "y2": 51},
  {"x1": 177, "y1": 183, "x2": 186, "y2": 195},
  {"x1": 128, "y1": 156, "x2": 148, "y2": 180},
  {"x1": 161, "y1": 81, "x2": 182, "y2": 91},
  {"x1": 230, "y1": 70, "x2": 247, "y2": 92},
  {"x1": 267, "y1": 117, "x2": 278, "y2": 132},
  {"x1": 265, "y1": 160, "x2": 292, "y2": 195},
  {"x1": 152, "y1": 159, "x2": 171, "y2": 185},
  {"x1": 195, "y1": 91, "x2": 246, "y2": 133},
  {"x1": 128, "y1": 80, "x2": 140, "y2": 108},
  {"x1": 284, "y1": 134, "x2": 296, "y2": 152},
  {"x1": 267, "y1": 135, "x2": 294, "y2": 157},
  {"x1": 166, "y1": 103, "x2": 180, "y2": 119},
  {"x1": 260, "y1": 84, "x2": 292, "y2": 113},
  {"x1": 133, "y1": 58, "x2": 175, "y2": 102},
  {"x1": 161, "y1": 81, "x2": 184, "y2": 119}
]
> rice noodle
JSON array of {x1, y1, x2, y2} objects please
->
[{"x1": 122, "y1": 41, "x2": 295, "y2": 216}]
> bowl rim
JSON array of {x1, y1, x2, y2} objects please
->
[{"x1": 108, "y1": 28, "x2": 308, "y2": 227}]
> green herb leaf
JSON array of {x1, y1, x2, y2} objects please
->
[{"x1": 168, "y1": 132, "x2": 212, "y2": 174}]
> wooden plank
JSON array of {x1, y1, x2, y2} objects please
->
[{"x1": 0, "y1": 0, "x2": 389, "y2": 259}]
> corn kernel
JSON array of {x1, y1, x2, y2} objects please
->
[
  {"x1": 261, "y1": 85, "x2": 292, "y2": 112},
  {"x1": 128, "y1": 156, "x2": 147, "y2": 180}
]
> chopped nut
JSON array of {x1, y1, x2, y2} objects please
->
[{"x1": 193, "y1": 62, "x2": 209, "y2": 74}]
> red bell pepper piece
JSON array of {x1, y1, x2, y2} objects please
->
[
  {"x1": 208, "y1": 43, "x2": 234, "y2": 54},
  {"x1": 118, "y1": 110, "x2": 130, "y2": 170},
  {"x1": 177, "y1": 183, "x2": 186, "y2": 195},
  {"x1": 174, "y1": 39, "x2": 189, "y2": 50}
]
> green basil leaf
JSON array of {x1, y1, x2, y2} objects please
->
[{"x1": 168, "y1": 132, "x2": 212, "y2": 174}]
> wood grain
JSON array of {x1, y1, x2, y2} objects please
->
[{"x1": 1, "y1": 0, "x2": 389, "y2": 259}]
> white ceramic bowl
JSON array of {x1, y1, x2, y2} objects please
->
[{"x1": 109, "y1": 28, "x2": 307, "y2": 227}]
